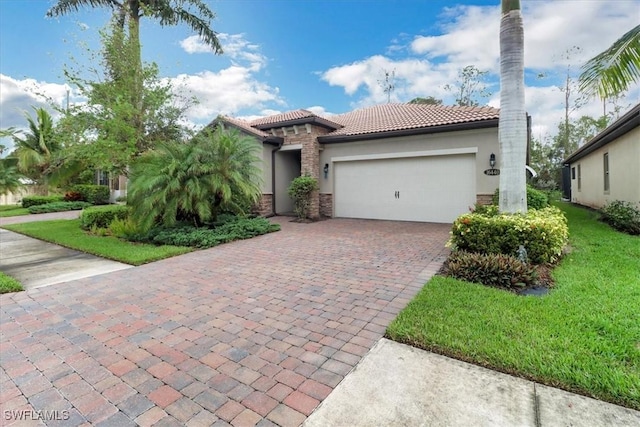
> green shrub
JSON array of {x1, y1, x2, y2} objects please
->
[
  {"x1": 138, "y1": 217, "x2": 280, "y2": 248},
  {"x1": 28, "y1": 201, "x2": 91, "y2": 214},
  {"x1": 450, "y1": 206, "x2": 569, "y2": 264},
  {"x1": 600, "y1": 201, "x2": 640, "y2": 235},
  {"x1": 80, "y1": 205, "x2": 129, "y2": 230},
  {"x1": 444, "y1": 251, "x2": 538, "y2": 289},
  {"x1": 492, "y1": 185, "x2": 549, "y2": 210},
  {"x1": 287, "y1": 175, "x2": 319, "y2": 219},
  {"x1": 72, "y1": 184, "x2": 110, "y2": 205},
  {"x1": 21, "y1": 195, "x2": 64, "y2": 208},
  {"x1": 108, "y1": 217, "x2": 141, "y2": 239}
]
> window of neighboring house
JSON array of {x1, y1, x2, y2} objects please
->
[
  {"x1": 96, "y1": 170, "x2": 109, "y2": 186},
  {"x1": 577, "y1": 164, "x2": 581, "y2": 191},
  {"x1": 112, "y1": 175, "x2": 119, "y2": 191},
  {"x1": 571, "y1": 167, "x2": 576, "y2": 179},
  {"x1": 603, "y1": 153, "x2": 609, "y2": 192}
]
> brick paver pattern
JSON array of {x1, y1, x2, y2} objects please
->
[{"x1": 0, "y1": 217, "x2": 450, "y2": 426}]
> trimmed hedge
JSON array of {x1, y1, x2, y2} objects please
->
[
  {"x1": 28, "y1": 201, "x2": 91, "y2": 214},
  {"x1": 444, "y1": 251, "x2": 538, "y2": 289},
  {"x1": 492, "y1": 185, "x2": 549, "y2": 210},
  {"x1": 21, "y1": 195, "x2": 64, "y2": 208},
  {"x1": 72, "y1": 184, "x2": 110, "y2": 205},
  {"x1": 450, "y1": 206, "x2": 568, "y2": 264},
  {"x1": 80, "y1": 205, "x2": 129, "y2": 230}
]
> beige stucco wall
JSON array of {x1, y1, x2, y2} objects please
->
[
  {"x1": 261, "y1": 143, "x2": 273, "y2": 193},
  {"x1": 274, "y1": 149, "x2": 301, "y2": 213},
  {"x1": 318, "y1": 127, "x2": 500, "y2": 197},
  {"x1": 570, "y1": 126, "x2": 640, "y2": 209}
]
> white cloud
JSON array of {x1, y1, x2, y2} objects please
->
[
  {"x1": 171, "y1": 67, "x2": 284, "y2": 123},
  {"x1": 0, "y1": 74, "x2": 78, "y2": 155},
  {"x1": 180, "y1": 33, "x2": 267, "y2": 71}
]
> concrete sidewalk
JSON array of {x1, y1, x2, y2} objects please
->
[
  {"x1": 0, "y1": 229, "x2": 132, "y2": 289},
  {"x1": 304, "y1": 339, "x2": 640, "y2": 427},
  {"x1": 0, "y1": 209, "x2": 81, "y2": 226}
]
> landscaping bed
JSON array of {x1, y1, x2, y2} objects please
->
[{"x1": 386, "y1": 202, "x2": 640, "y2": 410}]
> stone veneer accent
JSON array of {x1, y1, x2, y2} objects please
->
[
  {"x1": 255, "y1": 193, "x2": 273, "y2": 216},
  {"x1": 476, "y1": 194, "x2": 494, "y2": 206},
  {"x1": 319, "y1": 193, "x2": 333, "y2": 218},
  {"x1": 265, "y1": 124, "x2": 332, "y2": 219}
]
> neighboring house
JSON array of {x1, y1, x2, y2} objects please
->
[
  {"x1": 564, "y1": 103, "x2": 639, "y2": 210},
  {"x1": 0, "y1": 179, "x2": 38, "y2": 205},
  {"x1": 95, "y1": 170, "x2": 127, "y2": 203},
  {"x1": 217, "y1": 103, "x2": 510, "y2": 223}
]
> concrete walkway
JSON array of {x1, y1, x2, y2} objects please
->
[
  {"x1": 305, "y1": 339, "x2": 640, "y2": 427},
  {"x1": 0, "y1": 229, "x2": 132, "y2": 290},
  {"x1": 0, "y1": 210, "x2": 81, "y2": 226}
]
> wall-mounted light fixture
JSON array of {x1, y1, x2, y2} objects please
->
[
  {"x1": 323, "y1": 163, "x2": 329, "y2": 179},
  {"x1": 489, "y1": 153, "x2": 496, "y2": 168}
]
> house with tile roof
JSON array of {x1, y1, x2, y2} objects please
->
[
  {"x1": 216, "y1": 103, "x2": 510, "y2": 223},
  {"x1": 564, "y1": 103, "x2": 639, "y2": 209}
]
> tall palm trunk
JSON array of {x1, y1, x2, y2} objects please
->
[{"x1": 498, "y1": 0, "x2": 527, "y2": 213}]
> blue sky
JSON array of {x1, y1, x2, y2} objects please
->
[{"x1": 1, "y1": 0, "x2": 639, "y2": 153}]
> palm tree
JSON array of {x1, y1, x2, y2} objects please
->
[
  {"x1": 47, "y1": 0, "x2": 222, "y2": 84},
  {"x1": 579, "y1": 25, "x2": 640, "y2": 99},
  {"x1": 0, "y1": 162, "x2": 23, "y2": 196},
  {"x1": 12, "y1": 108, "x2": 60, "y2": 192},
  {"x1": 498, "y1": 0, "x2": 527, "y2": 213},
  {"x1": 128, "y1": 128, "x2": 263, "y2": 230}
]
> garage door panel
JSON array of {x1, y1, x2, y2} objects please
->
[{"x1": 334, "y1": 155, "x2": 475, "y2": 223}]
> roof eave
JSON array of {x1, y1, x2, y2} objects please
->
[
  {"x1": 254, "y1": 116, "x2": 342, "y2": 131},
  {"x1": 564, "y1": 104, "x2": 640, "y2": 164},
  {"x1": 215, "y1": 118, "x2": 284, "y2": 145},
  {"x1": 318, "y1": 118, "x2": 499, "y2": 143}
]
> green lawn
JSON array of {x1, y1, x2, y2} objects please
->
[
  {"x1": 0, "y1": 272, "x2": 23, "y2": 294},
  {"x1": 386, "y1": 202, "x2": 640, "y2": 410},
  {"x1": 3, "y1": 220, "x2": 192, "y2": 265},
  {"x1": 0, "y1": 205, "x2": 30, "y2": 217}
]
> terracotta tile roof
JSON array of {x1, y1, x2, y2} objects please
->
[
  {"x1": 217, "y1": 104, "x2": 499, "y2": 142},
  {"x1": 220, "y1": 115, "x2": 270, "y2": 138},
  {"x1": 326, "y1": 104, "x2": 500, "y2": 137},
  {"x1": 249, "y1": 109, "x2": 318, "y2": 127}
]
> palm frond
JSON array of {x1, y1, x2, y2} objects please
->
[
  {"x1": 46, "y1": 0, "x2": 121, "y2": 17},
  {"x1": 579, "y1": 25, "x2": 640, "y2": 98}
]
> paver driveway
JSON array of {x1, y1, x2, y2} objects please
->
[{"x1": 0, "y1": 217, "x2": 450, "y2": 426}]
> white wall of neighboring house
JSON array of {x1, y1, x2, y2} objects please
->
[
  {"x1": 570, "y1": 126, "x2": 640, "y2": 209},
  {"x1": 0, "y1": 185, "x2": 38, "y2": 205}
]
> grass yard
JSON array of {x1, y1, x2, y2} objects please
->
[
  {"x1": 0, "y1": 205, "x2": 30, "y2": 217},
  {"x1": 0, "y1": 272, "x2": 23, "y2": 294},
  {"x1": 3, "y1": 220, "x2": 192, "y2": 265},
  {"x1": 386, "y1": 202, "x2": 640, "y2": 410}
]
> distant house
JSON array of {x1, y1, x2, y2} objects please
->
[
  {"x1": 216, "y1": 103, "x2": 516, "y2": 223},
  {"x1": 564, "y1": 103, "x2": 639, "y2": 209}
]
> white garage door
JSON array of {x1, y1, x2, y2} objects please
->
[{"x1": 334, "y1": 154, "x2": 476, "y2": 223}]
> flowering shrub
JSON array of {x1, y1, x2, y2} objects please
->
[
  {"x1": 600, "y1": 201, "x2": 640, "y2": 235},
  {"x1": 450, "y1": 206, "x2": 568, "y2": 264}
]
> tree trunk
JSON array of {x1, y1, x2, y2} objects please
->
[{"x1": 498, "y1": 0, "x2": 527, "y2": 213}]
